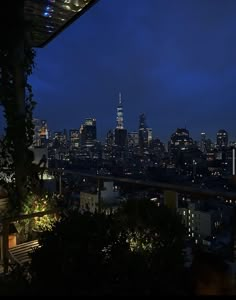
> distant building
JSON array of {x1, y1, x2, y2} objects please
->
[
  {"x1": 114, "y1": 128, "x2": 127, "y2": 148},
  {"x1": 33, "y1": 119, "x2": 41, "y2": 147},
  {"x1": 104, "y1": 129, "x2": 114, "y2": 157},
  {"x1": 200, "y1": 132, "x2": 207, "y2": 154},
  {"x1": 69, "y1": 129, "x2": 80, "y2": 149},
  {"x1": 114, "y1": 93, "x2": 127, "y2": 148},
  {"x1": 33, "y1": 119, "x2": 48, "y2": 147},
  {"x1": 149, "y1": 138, "x2": 165, "y2": 155},
  {"x1": 216, "y1": 129, "x2": 228, "y2": 149},
  {"x1": 178, "y1": 202, "x2": 220, "y2": 241},
  {"x1": 205, "y1": 138, "x2": 214, "y2": 152},
  {"x1": 169, "y1": 128, "x2": 194, "y2": 153},
  {"x1": 106, "y1": 129, "x2": 114, "y2": 146},
  {"x1": 53, "y1": 131, "x2": 67, "y2": 148},
  {"x1": 147, "y1": 128, "x2": 153, "y2": 146},
  {"x1": 116, "y1": 92, "x2": 124, "y2": 130},
  {"x1": 80, "y1": 118, "x2": 97, "y2": 147},
  {"x1": 138, "y1": 113, "x2": 149, "y2": 153},
  {"x1": 128, "y1": 131, "x2": 139, "y2": 148},
  {"x1": 80, "y1": 181, "x2": 120, "y2": 214},
  {"x1": 80, "y1": 191, "x2": 98, "y2": 213},
  {"x1": 177, "y1": 200, "x2": 232, "y2": 255},
  {"x1": 39, "y1": 120, "x2": 48, "y2": 147}
]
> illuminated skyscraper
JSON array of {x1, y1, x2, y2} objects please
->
[
  {"x1": 114, "y1": 93, "x2": 127, "y2": 148},
  {"x1": 33, "y1": 118, "x2": 48, "y2": 147},
  {"x1": 116, "y1": 92, "x2": 124, "y2": 129},
  {"x1": 33, "y1": 119, "x2": 41, "y2": 147},
  {"x1": 80, "y1": 118, "x2": 97, "y2": 147},
  {"x1": 106, "y1": 130, "x2": 114, "y2": 147},
  {"x1": 138, "y1": 113, "x2": 148, "y2": 152},
  {"x1": 200, "y1": 132, "x2": 207, "y2": 154},
  {"x1": 169, "y1": 128, "x2": 193, "y2": 153},
  {"x1": 128, "y1": 132, "x2": 139, "y2": 148},
  {"x1": 40, "y1": 120, "x2": 48, "y2": 138},
  {"x1": 147, "y1": 128, "x2": 153, "y2": 146},
  {"x1": 70, "y1": 129, "x2": 80, "y2": 148},
  {"x1": 53, "y1": 131, "x2": 67, "y2": 148},
  {"x1": 216, "y1": 129, "x2": 228, "y2": 149}
]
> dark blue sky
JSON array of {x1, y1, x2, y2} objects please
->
[{"x1": 30, "y1": 0, "x2": 236, "y2": 143}]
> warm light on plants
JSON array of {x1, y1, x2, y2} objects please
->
[
  {"x1": 22, "y1": 192, "x2": 57, "y2": 232},
  {"x1": 127, "y1": 230, "x2": 156, "y2": 253}
]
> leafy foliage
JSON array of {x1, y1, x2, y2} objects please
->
[
  {"x1": 28, "y1": 200, "x2": 187, "y2": 296},
  {"x1": 15, "y1": 192, "x2": 57, "y2": 243}
]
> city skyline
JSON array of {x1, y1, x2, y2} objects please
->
[
  {"x1": 0, "y1": 2, "x2": 236, "y2": 295},
  {"x1": 6, "y1": 0, "x2": 236, "y2": 142},
  {"x1": 34, "y1": 111, "x2": 236, "y2": 145}
]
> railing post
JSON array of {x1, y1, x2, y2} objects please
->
[
  {"x1": 59, "y1": 171, "x2": 62, "y2": 195},
  {"x1": 98, "y1": 179, "x2": 102, "y2": 213},
  {"x1": 2, "y1": 221, "x2": 9, "y2": 274}
]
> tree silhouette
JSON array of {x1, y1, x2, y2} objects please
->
[{"x1": 27, "y1": 200, "x2": 187, "y2": 296}]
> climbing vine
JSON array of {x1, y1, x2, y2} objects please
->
[{"x1": 0, "y1": 32, "x2": 37, "y2": 214}]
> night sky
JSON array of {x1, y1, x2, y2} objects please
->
[{"x1": 30, "y1": 0, "x2": 236, "y2": 143}]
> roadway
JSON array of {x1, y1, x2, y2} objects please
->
[{"x1": 49, "y1": 169, "x2": 236, "y2": 200}]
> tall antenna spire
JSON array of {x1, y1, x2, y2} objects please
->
[{"x1": 119, "y1": 92, "x2": 122, "y2": 105}]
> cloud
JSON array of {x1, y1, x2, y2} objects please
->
[{"x1": 29, "y1": 0, "x2": 236, "y2": 142}]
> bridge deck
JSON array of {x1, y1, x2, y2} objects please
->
[{"x1": 50, "y1": 169, "x2": 236, "y2": 200}]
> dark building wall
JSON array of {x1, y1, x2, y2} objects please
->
[{"x1": 114, "y1": 128, "x2": 127, "y2": 148}]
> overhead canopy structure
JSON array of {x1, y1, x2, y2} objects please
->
[{"x1": 24, "y1": 0, "x2": 99, "y2": 48}]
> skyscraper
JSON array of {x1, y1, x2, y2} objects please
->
[
  {"x1": 106, "y1": 130, "x2": 114, "y2": 147},
  {"x1": 114, "y1": 93, "x2": 127, "y2": 148},
  {"x1": 200, "y1": 132, "x2": 206, "y2": 154},
  {"x1": 33, "y1": 118, "x2": 48, "y2": 147},
  {"x1": 70, "y1": 129, "x2": 80, "y2": 148},
  {"x1": 33, "y1": 118, "x2": 41, "y2": 147},
  {"x1": 216, "y1": 129, "x2": 228, "y2": 149},
  {"x1": 80, "y1": 118, "x2": 97, "y2": 147},
  {"x1": 147, "y1": 128, "x2": 153, "y2": 146},
  {"x1": 116, "y1": 92, "x2": 124, "y2": 129},
  {"x1": 128, "y1": 132, "x2": 139, "y2": 148},
  {"x1": 138, "y1": 113, "x2": 149, "y2": 152},
  {"x1": 53, "y1": 131, "x2": 67, "y2": 148},
  {"x1": 169, "y1": 128, "x2": 193, "y2": 153}
]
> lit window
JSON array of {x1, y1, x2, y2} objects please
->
[
  {"x1": 192, "y1": 233, "x2": 194, "y2": 237},
  {"x1": 183, "y1": 211, "x2": 186, "y2": 216},
  {"x1": 188, "y1": 210, "x2": 191, "y2": 214},
  {"x1": 192, "y1": 214, "x2": 194, "y2": 218}
]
